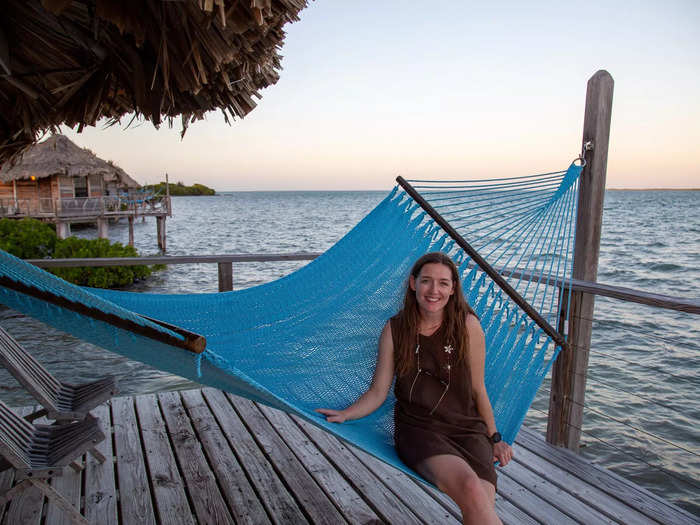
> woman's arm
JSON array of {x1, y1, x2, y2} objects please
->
[
  {"x1": 316, "y1": 320, "x2": 395, "y2": 423},
  {"x1": 467, "y1": 314, "x2": 514, "y2": 466}
]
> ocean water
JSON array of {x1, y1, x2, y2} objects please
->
[{"x1": 0, "y1": 189, "x2": 698, "y2": 515}]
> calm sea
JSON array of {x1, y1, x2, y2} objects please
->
[{"x1": 0, "y1": 189, "x2": 698, "y2": 515}]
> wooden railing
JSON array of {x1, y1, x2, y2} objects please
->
[
  {"x1": 26, "y1": 253, "x2": 700, "y2": 314},
  {"x1": 0, "y1": 195, "x2": 170, "y2": 219}
]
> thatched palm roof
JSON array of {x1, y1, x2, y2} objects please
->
[
  {"x1": 0, "y1": 0, "x2": 307, "y2": 164},
  {"x1": 0, "y1": 134, "x2": 140, "y2": 188}
]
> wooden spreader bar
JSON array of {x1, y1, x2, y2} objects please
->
[
  {"x1": 0, "y1": 276, "x2": 206, "y2": 354},
  {"x1": 396, "y1": 176, "x2": 569, "y2": 351}
]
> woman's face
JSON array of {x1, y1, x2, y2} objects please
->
[{"x1": 410, "y1": 262, "x2": 455, "y2": 316}]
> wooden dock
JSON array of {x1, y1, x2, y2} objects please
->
[{"x1": 0, "y1": 388, "x2": 696, "y2": 525}]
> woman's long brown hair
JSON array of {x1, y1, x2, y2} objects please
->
[{"x1": 394, "y1": 252, "x2": 476, "y2": 377}]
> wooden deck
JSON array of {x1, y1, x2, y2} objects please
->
[{"x1": 0, "y1": 388, "x2": 696, "y2": 525}]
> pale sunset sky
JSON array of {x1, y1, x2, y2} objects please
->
[{"x1": 62, "y1": 1, "x2": 699, "y2": 191}]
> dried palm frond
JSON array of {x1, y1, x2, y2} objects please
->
[{"x1": 0, "y1": 0, "x2": 307, "y2": 164}]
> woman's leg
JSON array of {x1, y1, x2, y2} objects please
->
[{"x1": 415, "y1": 454, "x2": 501, "y2": 525}]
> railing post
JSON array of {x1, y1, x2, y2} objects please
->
[
  {"x1": 128, "y1": 216, "x2": 135, "y2": 247},
  {"x1": 547, "y1": 70, "x2": 614, "y2": 450},
  {"x1": 56, "y1": 221, "x2": 71, "y2": 239},
  {"x1": 218, "y1": 262, "x2": 233, "y2": 292},
  {"x1": 156, "y1": 216, "x2": 166, "y2": 252},
  {"x1": 97, "y1": 218, "x2": 109, "y2": 239},
  {"x1": 165, "y1": 172, "x2": 171, "y2": 217}
]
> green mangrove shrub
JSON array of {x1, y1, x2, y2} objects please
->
[
  {"x1": 143, "y1": 181, "x2": 215, "y2": 196},
  {"x1": 51, "y1": 237, "x2": 152, "y2": 288},
  {"x1": 0, "y1": 218, "x2": 155, "y2": 288},
  {"x1": 0, "y1": 218, "x2": 56, "y2": 258}
]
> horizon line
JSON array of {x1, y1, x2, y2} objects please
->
[{"x1": 198, "y1": 187, "x2": 700, "y2": 193}]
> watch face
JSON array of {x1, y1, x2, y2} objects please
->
[{"x1": 491, "y1": 432, "x2": 502, "y2": 443}]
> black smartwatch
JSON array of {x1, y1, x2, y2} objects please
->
[{"x1": 490, "y1": 432, "x2": 502, "y2": 444}]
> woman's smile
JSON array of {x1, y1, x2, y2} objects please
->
[{"x1": 410, "y1": 262, "x2": 455, "y2": 314}]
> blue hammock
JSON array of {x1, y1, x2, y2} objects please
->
[{"x1": 0, "y1": 164, "x2": 581, "y2": 480}]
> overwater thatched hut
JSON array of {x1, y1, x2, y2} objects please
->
[
  {"x1": 0, "y1": 134, "x2": 139, "y2": 213},
  {"x1": 0, "y1": 0, "x2": 307, "y2": 164},
  {"x1": 0, "y1": 134, "x2": 166, "y2": 243}
]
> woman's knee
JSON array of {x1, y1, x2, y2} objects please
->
[
  {"x1": 450, "y1": 472, "x2": 489, "y2": 509},
  {"x1": 459, "y1": 472, "x2": 484, "y2": 496},
  {"x1": 417, "y1": 455, "x2": 489, "y2": 507}
]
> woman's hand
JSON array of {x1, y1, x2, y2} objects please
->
[
  {"x1": 493, "y1": 441, "x2": 513, "y2": 466},
  {"x1": 315, "y1": 321, "x2": 395, "y2": 425},
  {"x1": 315, "y1": 408, "x2": 348, "y2": 423}
]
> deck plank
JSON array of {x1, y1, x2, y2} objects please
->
[
  {"x1": 46, "y1": 456, "x2": 82, "y2": 525},
  {"x1": 414, "y1": 480, "x2": 541, "y2": 525},
  {"x1": 497, "y1": 471, "x2": 578, "y2": 525},
  {"x1": 157, "y1": 391, "x2": 234, "y2": 525},
  {"x1": 84, "y1": 403, "x2": 118, "y2": 525},
  {"x1": 0, "y1": 464, "x2": 14, "y2": 522},
  {"x1": 516, "y1": 427, "x2": 699, "y2": 525},
  {"x1": 2, "y1": 483, "x2": 43, "y2": 525},
  {"x1": 3, "y1": 388, "x2": 695, "y2": 525},
  {"x1": 257, "y1": 403, "x2": 382, "y2": 525},
  {"x1": 39, "y1": 404, "x2": 81, "y2": 525},
  {"x1": 512, "y1": 441, "x2": 657, "y2": 525},
  {"x1": 202, "y1": 388, "x2": 309, "y2": 524},
  {"x1": 134, "y1": 394, "x2": 194, "y2": 525},
  {"x1": 500, "y1": 455, "x2": 615, "y2": 525},
  {"x1": 180, "y1": 389, "x2": 271, "y2": 525},
  {"x1": 293, "y1": 415, "x2": 424, "y2": 525},
  {"x1": 3, "y1": 406, "x2": 43, "y2": 525},
  {"x1": 230, "y1": 396, "x2": 347, "y2": 525},
  {"x1": 345, "y1": 444, "x2": 460, "y2": 524},
  {"x1": 111, "y1": 396, "x2": 156, "y2": 525}
]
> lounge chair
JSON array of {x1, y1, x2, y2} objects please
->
[
  {"x1": 0, "y1": 399, "x2": 105, "y2": 525},
  {"x1": 0, "y1": 326, "x2": 117, "y2": 423}
]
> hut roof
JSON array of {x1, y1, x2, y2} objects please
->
[
  {"x1": 0, "y1": 134, "x2": 140, "y2": 188},
  {"x1": 0, "y1": 0, "x2": 307, "y2": 164}
]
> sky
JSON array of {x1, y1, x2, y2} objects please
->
[{"x1": 62, "y1": 1, "x2": 700, "y2": 191}]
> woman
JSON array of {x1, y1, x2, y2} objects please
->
[{"x1": 316, "y1": 252, "x2": 513, "y2": 525}]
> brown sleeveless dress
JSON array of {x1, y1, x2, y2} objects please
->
[{"x1": 391, "y1": 316, "x2": 497, "y2": 488}]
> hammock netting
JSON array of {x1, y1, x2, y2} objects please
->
[{"x1": 0, "y1": 163, "x2": 581, "y2": 479}]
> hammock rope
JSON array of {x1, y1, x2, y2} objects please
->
[{"x1": 0, "y1": 163, "x2": 582, "y2": 480}]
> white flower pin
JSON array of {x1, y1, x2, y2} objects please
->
[{"x1": 444, "y1": 344, "x2": 453, "y2": 354}]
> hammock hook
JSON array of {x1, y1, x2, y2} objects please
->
[{"x1": 574, "y1": 141, "x2": 593, "y2": 167}]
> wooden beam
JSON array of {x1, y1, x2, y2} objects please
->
[
  {"x1": 0, "y1": 276, "x2": 206, "y2": 353},
  {"x1": 27, "y1": 253, "x2": 321, "y2": 267},
  {"x1": 165, "y1": 172, "x2": 171, "y2": 217},
  {"x1": 128, "y1": 216, "x2": 134, "y2": 247},
  {"x1": 397, "y1": 176, "x2": 569, "y2": 350},
  {"x1": 156, "y1": 216, "x2": 166, "y2": 252},
  {"x1": 217, "y1": 262, "x2": 233, "y2": 292},
  {"x1": 547, "y1": 70, "x2": 614, "y2": 450},
  {"x1": 25, "y1": 254, "x2": 698, "y2": 313}
]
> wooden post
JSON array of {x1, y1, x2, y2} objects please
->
[
  {"x1": 156, "y1": 216, "x2": 166, "y2": 252},
  {"x1": 56, "y1": 221, "x2": 71, "y2": 239},
  {"x1": 218, "y1": 262, "x2": 233, "y2": 292},
  {"x1": 97, "y1": 218, "x2": 109, "y2": 239},
  {"x1": 547, "y1": 70, "x2": 614, "y2": 450},
  {"x1": 165, "y1": 172, "x2": 171, "y2": 217},
  {"x1": 128, "y1": 216, "x2": 135, "y2": 247}
]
